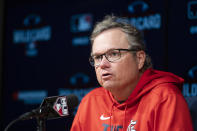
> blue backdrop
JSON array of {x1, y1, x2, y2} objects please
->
[{"x1": 2, "y1": 0, "x2": 197, "y2": 130}]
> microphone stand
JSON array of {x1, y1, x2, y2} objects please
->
[
  {"x1": 36, "y1": 117, "x2": 46, "y2": 131},
  {"x1": 36, "y1": 107, "x2": 48, "y2": 131}
]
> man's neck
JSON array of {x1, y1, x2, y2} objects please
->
[
  {"x1": 111, "y1": 73, "x2": 142, "y2": 102},
  {"x1": 112, "y1": 85, "x2": 135, "y2": 102}
]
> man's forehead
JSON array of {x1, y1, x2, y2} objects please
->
[{"x1": 91, "y1": 28, "x2": 130, "y2": 54}]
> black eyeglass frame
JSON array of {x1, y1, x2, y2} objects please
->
[{"x1": 89, "y1": 48, "x2": 138, "y2": 67}]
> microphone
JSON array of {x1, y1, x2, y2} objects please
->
[{"x1": 19, "y1": 94, "x2": 79, "y2": 120}]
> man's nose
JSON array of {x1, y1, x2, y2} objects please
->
[{"x1": 99, "y1": 56, "x2": 110, "y2": 68}]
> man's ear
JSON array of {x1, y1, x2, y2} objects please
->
[{"x1": 136, "y1": 51, "x2": 146, "y2": 70}]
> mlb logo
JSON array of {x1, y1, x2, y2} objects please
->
[
  {"x1": 188, "y1": 1, "x2": 197, "y2": 19},
  {"x1": 70, "y1": 14, "x2": 93, "y2": 33}
]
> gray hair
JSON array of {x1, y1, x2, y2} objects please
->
[{"x1": 90, "y1": 15, "x2": 152, "y2": 73}]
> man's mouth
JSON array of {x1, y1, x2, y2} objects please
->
[{"x1": 102, "y1": 73, "x2": 112, "y2": 79}]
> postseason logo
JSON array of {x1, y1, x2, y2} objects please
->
[
  {"x1": 13, "y1": 90, "x2": 48, "y2": 105},
  {"x1": 127, "y1": 0, "x2": 162, "y2": 30},
  {"x1": 183, "y1": 65, "x2": 197, "y2": 98},
  {"x1": 54, "y1": 97, "x2": 69, "y2": 116},
  {"x1": 13, "y1": 14, "x2": 52, "y2": 57}
]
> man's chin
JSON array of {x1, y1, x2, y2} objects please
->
[{"x1": 103, "y1": 83, "x2": 115, "y2": 92}]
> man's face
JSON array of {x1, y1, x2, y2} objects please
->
[{"x1": 92, "y1": 28, "x2": 145, "y2": 93}]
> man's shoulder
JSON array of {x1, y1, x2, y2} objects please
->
[
  {"x1": 140, "y1": 83, "x2": 186, "y2": 110},
  {"x1": 150, "y1": 83, "x2": 183, "y2": 99}
]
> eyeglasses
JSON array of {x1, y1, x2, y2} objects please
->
[{"x1": 89, "y1": 48, "x2": 137, "y2": 67}]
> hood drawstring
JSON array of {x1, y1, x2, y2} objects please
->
[
  {"x1": 110, "y1": 103, "x2": 115, "y2": 131},
  {"x1": 123, "y1": 104, "x2": 128, "y2": 130}
]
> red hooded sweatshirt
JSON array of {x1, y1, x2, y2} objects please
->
[{"x1": 71, "y1": 69, "x2": 193, "y2": 131}]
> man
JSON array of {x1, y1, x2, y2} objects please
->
[{"x1": 71, "y1": 15, "x2": 193, "y2": 131}]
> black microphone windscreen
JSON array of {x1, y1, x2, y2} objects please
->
[{"x1": 66, "y1": 94, "x2": 79, "y2": 111}]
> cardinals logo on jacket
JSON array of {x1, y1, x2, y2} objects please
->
[{"x1": 127, "y1": 120, "x2": 137, "y2": 131}]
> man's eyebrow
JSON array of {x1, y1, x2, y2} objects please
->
[
  {"x1": 91, "y1": 52, "x2": 103, "y2": 57},
  {"x1": 91, "y1": 53, "x2": 99, "y2": 56},
  {"x1": 91, "y1": 48, "x2": 117, "y2": 56}
]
